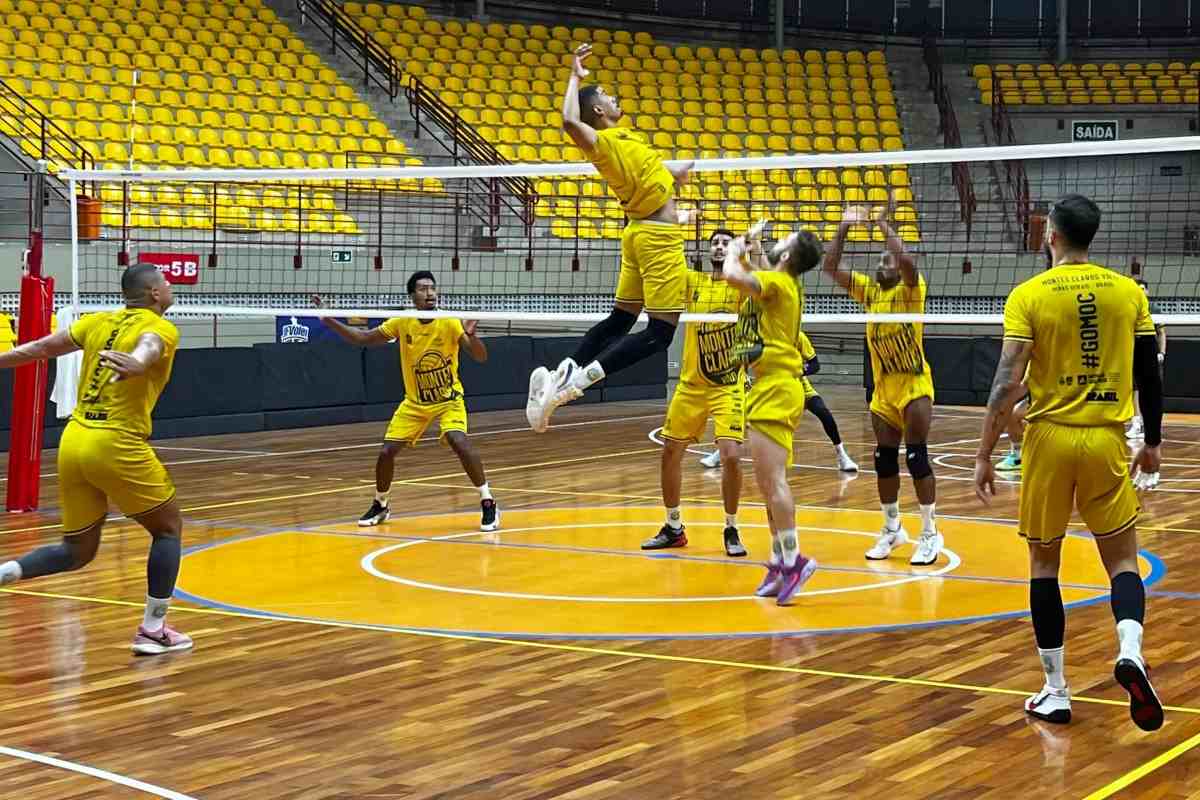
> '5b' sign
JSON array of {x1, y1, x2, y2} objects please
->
[{"x1": 137, "y1": 252, "x2": 201, "y2": 285}]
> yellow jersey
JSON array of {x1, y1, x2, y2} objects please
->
[
  {"x1": 735, "y1": 270, "x2": 803, "y2": 379},
  {"x1": 680, "y1": 270, "x2": 742, "y2": 388},
  {"x1": 1003, "y1": 263, "x2": 1155, "y2": 426},
  {"x1": 69, "y1": 307, "x2": 179, "y2": 439},
  {"x1": 380, "y1": 317, "x2": 465, "y2": 406},
  {"x1": 799, "y1": 331, "x2": 816, "y2": 365},
  {"x1": 590, "y1": 127, "x2": 674, "y2": 220},
  {"x1": 850, "y1": 272, "x2": 932, "y2": 381},
  {"x1": 0, "y1": 313, "x2": 14, "y2": 353}
]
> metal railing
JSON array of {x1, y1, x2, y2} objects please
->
[
  {"x1": 990, "y1": 90, "x2": 1032, "y2": 241},
  {"x1": 922, "y1": 40, "x2": 977, "y2": 237},
  {"x1": 0, "y1": 77, "x2": 96, "y2": 198},
  {"x1": 297, "y1": 0, "x2": 400, "y2": 99}
]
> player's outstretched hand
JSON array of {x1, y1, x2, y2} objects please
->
[
  {"x1": 1131, "y1": 444, "x2": 1162, "y2": 491},
  {"x1": 842, "y1": 205, "x2": 869, "y2": 225},
  {"x1": 572, "y1": 44, "x2": 592, "y2": 79},
  {"x1": 99, "y1": 350, "x2": 145, "y2": 382},
  {"x1": 310, "y1": 294, "x2": 326, "y2": 309},
  {"x1": 875, "y1": 191, "x2": 897, "y2": 227},
  {"x1": 747, "y1": 218, "x2": 769, "y2": 242},
  {"x1": 973, "y1": 456, "x2": 996, "y2": 505}
]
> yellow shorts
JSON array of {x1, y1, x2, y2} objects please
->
[
  {"x1": 614, "y1": 219, "x2": 688, "y2": 313},
  {"x1": 746, "y1": 374, "x2": 806, "y2": 467},
  {"x1": 1019, "y1": 421, "x2": 1140, "y2": 545},
  {"x1": 870, "y1": 372, "x2": 935, "y2": 433},
  {"x1": 800, "y1": 376, "x2": 818, "y2": 400},
  {"x1": 384, "y1": 397, "x2": 468, "y2": 445},
  {"x1": 662, "y1": 381, "x2": 745, "y2": 444},
  {"x1": 57, "y1": 421, "x2": 176, "y2": 534}
]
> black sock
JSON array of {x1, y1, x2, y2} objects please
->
[
  {"x1": 1030, "y1": 577, "x2": 1065, "y2": 649},
  {"x1": 147, "y1": 536, "x2": 182, "y2": 599},
  {"x1": 17, "y1": 543, "x2": 78, "y2": 579},
  {"x1": 807, "y1": 397, "x2": 841, "y2": 446},
  {"x1": 571, "y1": 308, "x2": 637, "y2": 366},
  {"x1": 1110, "y1": 571, "x2": 1145, "y2": 624},
  {"x1": 597, "y1": 318, "x2": 676, "y2": 376}
]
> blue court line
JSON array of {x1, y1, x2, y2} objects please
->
[
  {"x1": 172, "y1": 528, "x2": 1167, "y2": 640},
  {"x1": 1148, "y1": 589, "x2": 1200, "y2": 600}
]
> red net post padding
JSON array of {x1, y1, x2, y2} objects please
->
[{"x1": 6, "y1": 230, "x2": 52, "y2": 512}]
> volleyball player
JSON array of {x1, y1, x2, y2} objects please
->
[
  {"x1": 724, "y1": 226, "x2": 824, "y2": 605},
  {"x1": 0, "y1": 264, "x2": 192, "y2": 655},
  {"x1": 1126, "y1": 279, "x2": 1167, "y2": 441},
  {"x1": 312, "y1": 271, "x2": 499, "y2": 532},
  {"x1": 974, "y1": 194, "x2": 1164, "y2": 731},
  {"x1": 822, "y1": 203, "x2": 942, "y2": 565},
  {"x1": 798, "y1": 331, "x2": 859, "y2": 472},
  {"x1": 525, "y1": 43, "x2": 693, "y2": 433},
  {"x1": 645, "y1": 228, "x2": 746, "y2": 557}
]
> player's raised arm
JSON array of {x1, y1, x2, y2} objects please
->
[
  {"x1": 973, "y1": 338, "x2": 1034, "y2": 503},
  {"x1": 460, "y1": 319, "x2": 488, "y2": 362},
  {"x1": 311, "y1": 295, "x2": 392, "y2": 347},
  {"x1": 0, "y1": 329, "x2": 79, "y2": 370},
  {"x1": 562, "y1": 44, "x2": 599, "y2": 153},
  {"x1": 821, "y1": 206, "x2": 865, "y2": 291},
  {"x1": 875, "y1": 193, "x2": 918, "y2": 287},
  {"x1": 721, "y1": 236, "x2": 763, "y2": 297}
]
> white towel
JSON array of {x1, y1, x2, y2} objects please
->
[{"x1": 50, "y1": 306, "x2": 81, "y2": 419}]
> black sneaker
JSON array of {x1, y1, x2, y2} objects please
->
[
  {"x1": 1114, "y1": 657, "x2": 1165, "y2": 732},
  {"x1": 480, "y1": 499, "x2": 500, "y2": 532},
  {"x1": 358, "y1": 500, "x2": 390, "y2": 527},
  {"x1": 724, "y1": 526, "x2": 747, "y2": 557},
  {"x1": 641, "y1": 525, "x2": 687, "y2": 550}
]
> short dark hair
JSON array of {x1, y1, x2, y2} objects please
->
[
  {"x1": 709, "y1": 228, "x2": 736, "y2": 242},
  {"x1": 406, "y1": 270, "x2": 436, "y2": 294},
  {"x1": 578, "y1": 85, "x2": 602, "y2": 127},
  {"x1": 1049, "y1": 194, "x2": 1101, "y2": 250},
  {"x1": 121, "y1": 263, "x2": 163, "y2": 298},
  {"x1": 783, "y1": 231, "x2": 824, "y2": 277}
]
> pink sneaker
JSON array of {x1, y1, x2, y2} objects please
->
[
  {"x1": 776, "y1": 557, "x2": 819, "y2": 606},
  {"x1": 755, "y1": 563, "x2": 783, "y2": 597},
  {"x1": 132, "y1": 624, "x2": 194, "y2": 656}
]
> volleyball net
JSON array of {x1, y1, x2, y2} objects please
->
[{"x1": 57, "y1": 135, "x2": 1200, "y2": 327}]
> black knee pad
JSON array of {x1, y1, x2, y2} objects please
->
[
  {"x1": 646, "y1": 317, "x2": 677, "y2": 351},
  {"x1": 874, "y1": 445, "x2": 900, "y2": 478},
  {"x1": 905, "y1": 442, "x2": 933, "y2": 479}
]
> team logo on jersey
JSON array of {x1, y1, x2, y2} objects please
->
[
  {"x1": 697, "y1": 322, "x2": 739, "y2": 385},
  {"x1": 734, "y1": 300, "x2": 764, "y2": 367},
  {"x1": 414, "y1": 351, "x2": 456, "y2": 404},
  {"x1": 281, "y1": 317, "x2": 310, "y2": 343}
]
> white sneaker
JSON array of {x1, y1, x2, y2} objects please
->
[
  {"x1": 910, "y1": 529, "x2": 944, "y2": 566},
  {"x1": 865, "y1": 525, "x2": 908, "y2": 560},
  {"x1": 1025, "y1": 684, "x2": 1072, "y2": 724},
  {"x1": 837, "y1": 451, "x2": 859, "y2": 472},
  {"x1": 700, "y1": 450, "x2": 722, "y2": 469},
  {"x1": 526, "y1": 366, "x2": 551, "y2": 432},
  {"x1": 1126, "y1": 418, "x2": 1144, "y2": 440}
]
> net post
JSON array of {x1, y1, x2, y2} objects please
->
[{"x1": 7, "y1": 165, "x2": 52, "y2": 512}]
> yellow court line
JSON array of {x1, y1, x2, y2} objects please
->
[
  {"x1": 1082, "y1": 727, "x2": 1200, "y2": 799},
  {"x1": 3, "y1": 585, "x2": 1199, "y2": 717}
]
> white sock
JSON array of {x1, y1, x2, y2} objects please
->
[
  {"x1": 881, "y1": 501, "x2": 901, "y2": 532},
  {"x1": 779, "y1": 528, "x2": 799, "y2": 567},
  {"x1": 1038, "y1": 645, "x2": 1067, "y2": 690},
  {"x1": 1133, "y1": 415, "x2": 1143, "y2": 426},
  {"x1": 1011, "y1": 441, "x2": 1022, "y2": 458},
  {"x1": 142, "y1": 595, "x2": 171, "y2": 633},
  {"x1": 0, "y1": 561, "x2": 22, "y2": 586},
  {"x1": 725, "y1": 513, "x2": 737, "y2": 529},
  {"x1": 769, "y1": 536, "x2": 782, "y2": 566},
  {"x1": 836, "y1": 443, "x2": 849, "y2": 458},
  {"x1": 478, "y1": 483, "x2": 493, "y2": 501},
  {"x1": 571, "y1": 360, "x2": 605, "y2": 391},
  {"x1": 375, "y1": 490, "x2": 390, "y2": 506},
  {"x1": 1117, "y1": 619, "x2": 1144, "y2": 662},
  {"x1": 665, "y1": 506, "x2": 683, "y2": 530},
  {"x1": 919, "y1": 503, "x2": 936, "y2": 533}
]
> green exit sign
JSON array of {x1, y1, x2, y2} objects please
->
[{"x1": 331, "y1": 249, "x2": 353, "y2": 264}]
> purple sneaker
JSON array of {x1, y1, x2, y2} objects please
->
[
  {"x1": 132, "y1": 624, "x2": 194, "y2": 656},
  {"x1": 776, "y1": 557, "x2": 819, "y2": 606},
  {"x1": 755, "y1": 563, "x2": 783, "y2": 597}
]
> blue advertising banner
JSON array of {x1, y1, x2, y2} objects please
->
[{"x1": 275, "y1": 316, "x2": 388, "y2": 344}]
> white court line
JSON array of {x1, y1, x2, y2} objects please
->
[
  {"x1": 154, "y1": 445, "x2": 272, "y2": 455},
  {"x1": 0, "y1": 746, "x2": 198, "y2": 800}
]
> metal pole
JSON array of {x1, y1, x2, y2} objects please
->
[
  {"x1": 476, "y1": 0, "x2": 485, "y2": 20},
  {"x1": 775, "y1": 0, "x2": 784, "y2": 52},
  {"x1": 1057, "y1": 0, "x2": 1068, "y2": 64}
]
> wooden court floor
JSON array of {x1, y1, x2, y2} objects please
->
[{"x1": 2, "y1": 386, "x2": 1200, "y2": 799}]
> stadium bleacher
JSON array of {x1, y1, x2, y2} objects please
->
[{"x1": 975, "y1": 61, "x2": 1200, "y2": 106}]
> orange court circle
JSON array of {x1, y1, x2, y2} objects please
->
[{"x1": 176, "y1": 505, "x2": 1160, "y2": 639}]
